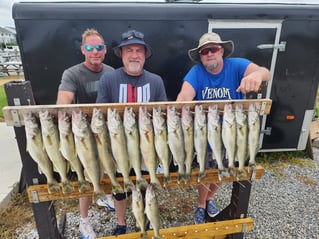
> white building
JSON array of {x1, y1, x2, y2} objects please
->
[{"x1": 0, "y1": 27, "x2": 17, "y2": 46}]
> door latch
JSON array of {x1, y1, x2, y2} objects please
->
[{"x1": 257, "y1": 41, "x2": 286, "y2": 52}]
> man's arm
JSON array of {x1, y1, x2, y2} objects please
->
[
  {"x1": 176, "y1": 81, "x2": 196, "y2": 101},
  {"x1": 236, "y1": 63, "x2": 271, "y2": 94},
  {"x1": 56, "y1": 90, "x2": 74, "y2": 104}
]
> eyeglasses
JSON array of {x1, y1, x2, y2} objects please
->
[
  {"x1": 122, "y1": 30, "x2": 144, "y2": 41},
  {"x1": 199, "y1": 45, "x2": 222, "y2": 55},
  {"x1": 83, "y1": 44, "x2": 105, "y2": 52}
]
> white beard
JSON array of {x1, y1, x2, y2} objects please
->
[
  {"x1": 127, "y1": 62, "x2": 143, "y2": 75},
  {"x1": 205, "y1": 63, "x2": 218, "y2": 71}
]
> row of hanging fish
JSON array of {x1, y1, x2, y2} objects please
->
[
  {"x1": 167, "y1": 102, "x2": 261, "y2": 182},
  {"x1": 23, "y1": 102, "x2": 261, "y2": 195}
]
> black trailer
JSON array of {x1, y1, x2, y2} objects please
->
[
  {"x1": 7, "y1": 0, "x2": 319, "y2": 238},
  {"x1": 12, "y1": 0, "x2": 319, "y2": 152}
]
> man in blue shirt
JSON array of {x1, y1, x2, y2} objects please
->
[{"x1": 177, "y1": 32, "x2": 271, "y2": 224}]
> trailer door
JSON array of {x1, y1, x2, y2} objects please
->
[{"x1": 209, "y1": 19, "x2": 287, "y2": 151}]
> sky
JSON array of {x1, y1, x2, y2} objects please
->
[
  {"x1": 1, "y1": 0, "x2": 319, "y2": 27},
  {"x1": 0, "y1": 0, "x2": 18, "y2": 27}
]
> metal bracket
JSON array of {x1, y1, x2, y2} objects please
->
[
  {"x1": 259, "y1": 101, "x2": 268, "y2": 115},
  {"x1": 32, "y1": 190, "x2": 40, "y2": 203},
  {"x1": 257, "y1": 41, "x2": 286, "y2": 52},
  {"x1": 242, "y1": 223, "x2": 247, "y2": 233},
  {"x1": 11, "y1": 110, "x2": 21, "y2": 127},
  {"x1": 13, "y1": 98, "x2": 21, "y2": 106},
  {"x1": 261, "y1": 127, "x2": 272, "y2": 136},
  {"x1": 32, "y1": 178, "x2": 39, "y2": 185}
]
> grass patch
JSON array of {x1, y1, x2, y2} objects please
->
[
  {"x1": 256, "y1": 151, "x2": 317, "y2": 178},
  {"x1": 256, "y1": 151, "x2": 316, "y2": 169},
  {"x1": 0, "y1": 84, "x2": 8, "y2": 120}
]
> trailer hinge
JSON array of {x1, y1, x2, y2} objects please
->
[
  {"x1": 261, "y1": 127, "x2": 272, "y2": 136},
  {"x1": 242, "y1": 223, "x2": 247, "y2": 233},
  {"x1": 32, "y1": 190, "x2": 40, "y2": 203},
  {"x1": 257, "y1": 41, "x2": 286, "y2": 52},
  {"x1": 11, "y1": 109, "x2": 21, "y2": 127}
]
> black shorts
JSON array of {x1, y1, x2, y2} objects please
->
[{"x1": 113, "y1": 169, "x2": 148, "y2": 201}]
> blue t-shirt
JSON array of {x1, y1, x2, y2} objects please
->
[{"x1": 183, "y1": 58, "x2": 251, "y2": 100}]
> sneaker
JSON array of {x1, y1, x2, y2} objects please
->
[
  {"x1": 79, "y1": 220, "x2": 97, "y2": 239},
  {"x1": 206, "y1": 200, "x2": 219, "y2": 217},
  {"x1": 96, "y1": 194, "x2": 115, "y2": 211},
  {"x1": 112, "y1": 224, "x2": 126, "y2": 235},
  {"x1": 194, "y1": 207, "x2": 206, "y2": 224}
]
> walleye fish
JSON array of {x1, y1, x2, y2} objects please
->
[
  {"x1": 91, "y1": 108, "x2": 123, "y2": 194},
  {"x1": 107, "y1": 108, "x2": 134, "y2": 191},
  {"x1": 222, "y1": 104, "x2": 237, "y2": 176},
  {"x1": 145, "y1": 184, "x2": 161, "y2": 239},
  {"x1": 132, "y1": 188, "x2": 147, "y2": 238},
  {"x1": 39, "y1": 110, "x2": 74, "y2": 194},
  {"x1": 167, "y1": 106, "x2": 185, "y2": 183},
  {"x1": 181, "y1": 105, "x2": 194, "y2": 182},
  {"x1": 207, "y1": 104, "x2": 228, "y2": 180},
  {"x1": 139, "y1": 106, "x2": 161, "y2": 188},
  {"x1": 235, "y1": 104, "x2": 248, "y2": 179},
  {"x1": 72, "y1": 110, "x2": 104, "y2": 198},
  {"x1": 123, "y1": 107, "x2": 148, "y2": 190},
  {"x1": 58, "y1": 111, "x2": 90, "y2": 193},
  {"x1": 248, "y1": 103, "x2": 261, "y2": 172},
  {"x1": 194, "y1": 104, "x2": 207, "y2": 182},
  {"x1": 152, "y1": 106, "x2": 171, "y2": 185},
  {"x1": 23, "y1": 112, "x2": 60, "y2": 194}
]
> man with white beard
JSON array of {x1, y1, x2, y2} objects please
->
[{"x1": 96, "y1": 29, "x2": 167, "y2": 235}]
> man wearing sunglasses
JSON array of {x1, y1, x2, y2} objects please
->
[
  {"x1": 96, "y1": 29, "x2": 167, "y2": 235},
  {"x1": 177, "y1": 32, "x2": 271, "y2": 224},
  {"x1": 57, "y1": 28, "x2": 114, "y2": 239}
]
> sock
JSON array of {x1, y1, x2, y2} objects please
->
[{"x1": 80, "y1": 217, "x2": 89, "y2": 224}]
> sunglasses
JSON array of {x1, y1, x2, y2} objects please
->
[
  {"x1": 122, "y1": 30, "x2": 144, "y2": 41},
  {"x1": 199, "y1": 45, "x2": 222, "y2": 55},
  {"x1": 83, "y1": 44, "x2": 105, "y2": 52}
]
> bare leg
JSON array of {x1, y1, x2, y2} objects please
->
[
  {"x1": 114, "y1": 198, "x2": 128, "y2": 225},
  {"x1": 198, "y1": 183, "x2": 220, "y2": 208},
  {"x1": 207, "y1": 183, "x2": 219, "y2": 200},
  {"x1": 198, "y1": 184, "x2": 209, "y2": 208},
  {"x1": 80, "y1": 196, "x2": 92, "y2": 218}
]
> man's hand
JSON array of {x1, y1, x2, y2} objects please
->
[
  {"x1": 236, "y1": 72, "x2": 263, "y2": 93},
  {"x1": 236, "y1": 65, "x2": 271, "y2": 94}
]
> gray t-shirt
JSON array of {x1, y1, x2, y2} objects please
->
[
  {"x1": 96, "y1": 67, "x2": 167, "y2": 103},
  {"x1": 58, "y1": 63, "x2": 114, "y2": 103}
]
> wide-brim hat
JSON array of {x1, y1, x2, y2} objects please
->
[
  {"x1": 113, "y1": 29, "x2": 152, "y2": 59},
  {"x1": 188, "y1": 32, "x2": 234, "y2": 63}
]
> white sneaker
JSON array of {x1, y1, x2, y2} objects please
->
[
  {"x1": 79, "y1": 220, "x2": 97, "y2": 239},
  {"x1": 96, "y1": 194, "x2": 115, "y2": 211}
]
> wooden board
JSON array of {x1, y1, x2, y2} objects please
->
[
  {"x1": 310, "y1": 120, "x2": 319, "y2": 140},
  {"x1": 96, "y1": 218, "x2": 253, "y2": 239},
  {"x1": 3, "y1": 99, "x2": 272, "y2": 126},
  {"x1": 27, "y1": 166, "x2": 264, "y2": 203}
]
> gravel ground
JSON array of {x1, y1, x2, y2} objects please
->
[{"x1": 15, "y1": 149, "x2": 319, "y2": 239}]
